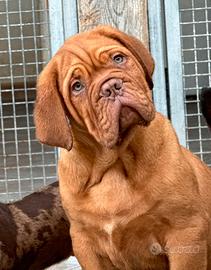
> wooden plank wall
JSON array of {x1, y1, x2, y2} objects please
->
[
  {"x1": 164, "y1": 0, "x2": 186, "y2": 146},
  {"x1": 148, "y1": 0, "x2": 168, "y2": 117},
  {"x1": 77, "y1": 0, "x2": 149, "y2": 47}
]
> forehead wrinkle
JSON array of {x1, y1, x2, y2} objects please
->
[
  {"x1": 68, "y1": 63, "x2": 92, "y2": 79},
  {"x1": 94, "y1": 45, "x2": 121, "y2": 59},
  {"x1": 63, "y1": 42, "x2": 122, "y2": 71},
  {"x1": 60, "y1": 56, "x2": 92, "y2": 81},
  {"x1": 64, "y1": 43, "x2": 94, "y2": 68},
  {"x1": 90, "y1": 45, "x2": 121, "y2": 68}
]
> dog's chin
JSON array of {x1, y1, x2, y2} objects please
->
[
  {"x1": 101, "y1": 106, "x2": 148, "y2": 149},
  {"x1": 95, "y1": 96, "x2": 155, "y2": 149},
  {"x1": 117, "y1": 106, "x2": 148, "y2": 144},
  {"x1": 119, "y1": 106, "x2": 147, "y2": 130}
]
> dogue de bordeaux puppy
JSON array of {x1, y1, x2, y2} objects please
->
[
  {"x1": 201, "y1": 87, "x2": 211, "y2": 128},
  {"x1": 34, "y1": 25, "x2": 211, "y2": 269}
]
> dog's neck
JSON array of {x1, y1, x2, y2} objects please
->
[{"x1": 60, "y1": 113, "x2": 172, "y2": 193}]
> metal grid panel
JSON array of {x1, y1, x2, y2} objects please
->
[
  {"x1": 0, "y1": 0, "x2": 58, "y2": 202},
  {"x1": 179, "y1": 0, "x2": 211, "y2": 165}
]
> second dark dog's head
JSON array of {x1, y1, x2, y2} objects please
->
[{"x1": 200, "y1": 87, "x2": 211, "y2": 128}]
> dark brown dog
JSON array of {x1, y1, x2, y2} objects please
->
[
  {"x1": 34, "y1": 25, "x2": 211, "y2": 270},
  {"x1": 0, "y1": 182, "x2": 72, "y2": 270},
  {"x1": 201, "y1": 87, "x2": 211, "y2": 128}
]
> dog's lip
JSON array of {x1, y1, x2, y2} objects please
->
[
  {"x1": 116, "y1": 105, "x2": 145, "y2": 146},
  {"x1": 120, "y1": 105, "x2": 141, "y2": 120},
  {"x1": 118, "y1": 96, "x2": 149, "y2": 123},
  {"x1": 119, "y1": 105, "x2": 145, "y2": 127}
]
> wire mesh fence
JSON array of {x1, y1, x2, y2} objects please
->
[
  {"x1": 179, "y1": 0, "x2": 211, "y2": 165},
  {"x1": 0, "y1": 0, "x2": 58, "y2": 203},
  {"x1": 0, "y1": 0, "x2": 210, "y2": 199},
  {"x1": 0, "y1": 0, "x2": 210, "y2": 269},
  {"x1": 0, "y1": 1, "x2": 210, "y2": 198}
]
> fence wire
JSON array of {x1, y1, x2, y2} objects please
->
[
  {"x1": 0, "y1": 0, "x2": 58, "y2": 202},
  {"x1": 179, "y1": 0, "x2": 211, "y2": 165},
  {"x1": 0, "y1": 1, "x2": 211, "y2": 195},
  {"x1": 0, "y1": 0, "x2": 209, "y2": 269}
]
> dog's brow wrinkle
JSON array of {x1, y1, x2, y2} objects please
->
[
  {"x1": 95, "y1": 45, "x2": 121, "y2": 58},
  {"x1": 71, "y1": 55, "x2": 93, "y2": 70},
  {"x1": 64, "y1": 44, "x2": 94, "y2": 68}
]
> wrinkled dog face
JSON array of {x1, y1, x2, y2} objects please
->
[{"x1": 34, "y1": 26, "x2": 155, "y2": 150}]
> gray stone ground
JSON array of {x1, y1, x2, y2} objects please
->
[{"x1": 46, "y1": 257, "x2": 81, "y2": 270}]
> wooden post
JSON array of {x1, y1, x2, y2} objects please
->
[
  {"x1": 164, "y1": 0, "x2": 186, "y2": 146},
  {"x1": 77, "y1": 0, "x2": 149, "y2": 47}
]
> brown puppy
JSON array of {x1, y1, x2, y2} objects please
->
[
  {"x1": 34, "y1": 25, "x2": 211, "y2": 270},
  {"x1": 0, "y1": 182, "x2": 72, "y2": 270},
  {"x1": 201, "y1": 87, "x2": 211, "y2": 128}
]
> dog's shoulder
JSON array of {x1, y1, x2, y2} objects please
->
[{"x1": 182, "y1": 146, "x2": 211, "y2": 177}]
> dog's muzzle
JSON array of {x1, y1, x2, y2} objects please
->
[{"x1": 100, "y1": 78, "x2": 123, "y2": 99}]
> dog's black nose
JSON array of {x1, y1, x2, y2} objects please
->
[{"x1": 100, "y1": 78, "x2": 123, "y2": 98}]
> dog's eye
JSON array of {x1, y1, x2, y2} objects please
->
[
  {"x1": 72, "y1": 81, "x2": 84, "y2": 92},
  {"x1": 112, "y1": 54, "x2": 126, "y2": 64}
]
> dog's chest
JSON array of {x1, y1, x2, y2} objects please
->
[
  {"x1": 98, "y1": 214, "x2": 169, "y2": 270},
  {"x1": 61, "y1": 155, "x2": 169, "y2": 269},
  {"x1": 84, "y1": 173, "x2": 169, "y2": 269}
]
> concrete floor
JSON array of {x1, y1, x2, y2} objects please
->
[{"x1": 46, "y1": 257, "x2": 81, "y2": 270}]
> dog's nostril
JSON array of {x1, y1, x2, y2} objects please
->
[
  {"x1": 103, "y1": 88, "x2": 112, "y2": 97},
  {"x1": 114, "y1": 82, "x2": 122, "y2": 90},
  {"x1": 100, "y1": 78, "x2": 123, "y2": 98}
]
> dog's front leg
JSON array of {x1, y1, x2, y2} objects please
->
[
  {"x1": 70, "y1": 226, "x2": 114, "y2": 270},
  {"x1": 166, "y1": 226, "x2": 207, "y2": 270},
  {"x1": 72, "y1": 237, "x2": 104, "y2": 269}
]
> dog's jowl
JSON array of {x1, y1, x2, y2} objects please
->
[{"x1": 34, "y1": 26, "x2": 211, "y2": 270}]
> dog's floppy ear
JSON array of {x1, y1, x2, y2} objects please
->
[
  {"x1": 96, "y1": 26, "x2": 154, "y2": 90},
  {"x1": 34, "y1": 59, "x2": 73, "y2": 151}
]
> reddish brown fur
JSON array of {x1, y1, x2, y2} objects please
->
[{"x1": 34, "y1": 26, "x2": 211, "y2": 270}]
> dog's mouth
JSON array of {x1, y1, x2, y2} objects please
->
[
  {"x1": 89, "y1": 78, "x2": 155, "y2": 149},
  {"x1": 117, "y1": 105, "x2": 147, "y2": 145},
  {"x1": 119, "y1": 106, "x2": 147, "y2": 130}
]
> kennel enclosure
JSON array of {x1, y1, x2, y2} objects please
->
[{"x1": 0, "y1": 0, "x2": 210, "y2": 200}]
